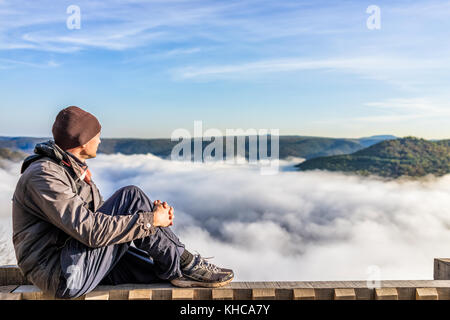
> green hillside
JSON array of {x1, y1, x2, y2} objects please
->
[{"x1": 296, "y1": 137, "x2": 450, "y2": 178}]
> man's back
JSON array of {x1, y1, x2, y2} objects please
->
[{"x1": 12, "y1": 151, "x2": 103, "y2": 295}]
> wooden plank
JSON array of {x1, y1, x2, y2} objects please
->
[
  {"x1": 152, "y1": 289, "x2": 172, "y2": 300},
  {"x1": 381, "y1": 280, "x2": 450, "y2": 288},
  {"x1": 128, "y1": 288, "x2": 152, "y2": 300},
  {"x1": 276, "y1": 288, "x2": 293, "y2": 300},
  {"x1": 293, "y1": 288, "x2": 315, "y2": 300},
  {"x1": 314, "y1": 288, "x2": 334, "y2": 300},
  {"x1": 233, "y1": 283, "x2": 252, "y2": 300},
  {"x1": 436, "y1": 288, "x2": 450, "y2": 300},
  {"x1": 375, "y1": 288, "x2": 398, "y2": 300},
  {"x1": 233, "y1": 289, "x2": 252, "y2": 300},
  {"x1": 7, "y1": 271, "x2": 450, "y2": 300},
  {"x1": 172, "y1": 289, "x2": 194, "y2": 300},
  {"x1": 12, "y1": 285, "x2": 43, "y2": 300},
  {"x1": 85, "y1": 290, "x2": 109, "y2": 300},
  {"x1": 86, "y1": 284, "x2": 155, "y2": 300},
  {"x1": 252, "y1": 288, "x2": 275, "y2": 300},
  {"x1": 334, "y1": 288, "x2": 356, "y2": 300},
  {"x1": 397, "y1": 287, "x2": 416, "y2": 300},
  {"x1": 434, "y1": 259, "x2": 450, "y2": 280},
  {"x1": 0, "y1": 265, "x2": 29, "y2": 286},
  {"x1": 229, "y1": 282, "x2": 249, "y2": 289},
  {"x1": 416, "y1": 288, "x2": 438, "y2": 300},
  {"x1": 194, "y1": 288, "x2": 212, "y2": 300},
  {"x1": 5, "y1": 278, "x2": 450, "y2": 291},
  {"x1": 354, "y1": 288, "x2": 374, "y2": 300},
  {"x1": 212, "y1": 289, "x2": 233, "y2": 300},
  {"x1": 227, "y1": 280, "x2": 450, "y2": 289},
  {"x1": 108, "y1": 289, "x2": 129, "y2": 300},
  {"x1": 0, "y1": 267, "x2": 9, "y2": 286},
  {"x1": 0, "y1": 285, "x2": 21, "y2": 300}
]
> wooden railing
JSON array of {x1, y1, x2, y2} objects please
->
[{"x1": 1, "y1": 259, "x2": 450, "y2": 300}]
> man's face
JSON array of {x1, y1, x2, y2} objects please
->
[{"x1": 82, "y1": 132, "x2": 101, "y2": 159}]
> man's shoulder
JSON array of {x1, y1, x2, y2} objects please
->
[
  {"x1": 14, "y1": 157, "x2": 67, "y2": 201},
  {"x1": 21, "y1": 156, "x2": 67, "y2": 181}
]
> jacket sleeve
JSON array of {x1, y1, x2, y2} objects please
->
[{"x1": 25, "y1": 162, "x2": 157, "y2": 248}]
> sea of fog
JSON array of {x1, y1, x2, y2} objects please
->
[{"x1": 1, "y1": 153, "x2": 450, "y2": 282}]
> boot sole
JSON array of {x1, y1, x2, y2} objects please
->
[{"x1": 171, "y1": 276, "x2": 234, "y2": 288}]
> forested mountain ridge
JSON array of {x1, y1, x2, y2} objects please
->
[{"x1": 296, "y1": 137, "x2": 450, "y2": 178}]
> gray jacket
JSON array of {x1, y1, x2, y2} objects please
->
[{"x1": 12, "y1": 141, "x2": 156, "y2": 295}]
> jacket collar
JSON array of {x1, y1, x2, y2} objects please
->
[
  {"x1": 31, "y1": 140, "x2": 87, "y2": 182},
  {"x1": 66, "y1": 150, "x2": 87, "y2": 167},
  {"x1": 65, "y1": 151, "x2": 92, "y2": 183}
]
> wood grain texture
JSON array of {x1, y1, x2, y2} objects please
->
[
  {"x1": 0, "y1": 266, "x2": 30, "y2": 286},
  {"x1": 212, "y1": 289, "x2": 233, "y2": 300},
  {"x1": 375, "y1": 288, "x2": 398, "y2": 300},
  {"x1": 252, "y1": 288, "x2": 275, "y2": 300},
  {"x1": 334, "y1": 288, "x2": 356, "y2": 300},
  {"x1": 293, "y1": 288, "x2": 315, "y2": 300},
  {"x1": 0, "y1": 286, "x2": 21, "y2": 300},
  {"x1": 5, "y1": 272, "x2": 450, "y2": 300},
  {"x1": 128, "y1": 288, "x2": 152, "y2": 300},
  {"x1": 85, "y1": 290, "x2": 109, "y2": 300},
  {"x1": 434, "y1": 258, "x2": 450, "y2": 280},
  {"x1": 172, "y1": 289, "x2": 194, "y2": 300},
  {"x1": 416, "y1": 288, "x2": 438, "y2": 300}
]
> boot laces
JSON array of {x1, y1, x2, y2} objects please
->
[{"x1": 193, "y1": 252, "x2": 220, "y2": 273}]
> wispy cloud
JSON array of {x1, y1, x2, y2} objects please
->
[
  {"x1": 21, "y1": 30, "x2": 167, "y2": 51},
  {"x1": 0, "y1": 57, "x2": 60, "y2": 69},
  {"x1": 2, "y1": 0, "x2": 450, "y2": 79},
  {"x1": 172, "y1": 56, "x2": 449, "y2": 89},
  {"x1": 365, "y1": 98, "x2": 450, "y2": 116},
  {"x1": 312, "y1": 97, "x2": 450, "y2": 127},
  {"x1": 3, "y1": 0, "x2": 446, "y2": 55},
  {"x1": 0, "y1": 0, "x2": 237, "y2": 53}
]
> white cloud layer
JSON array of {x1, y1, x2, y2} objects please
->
[
  {"x1": 1, "y1": 154, "x2": 450, "y2": 282},
  {"x1": 0, "y1": 161, "x2": 22, "y2": 265}
]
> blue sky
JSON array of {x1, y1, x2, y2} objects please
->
[{"x1": 1, "y1": 0, "x2": 450, "y2": 139}]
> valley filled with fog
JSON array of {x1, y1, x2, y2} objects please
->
[{"x1": 1, "y1": 153, "x2": 450, "y2": 282}]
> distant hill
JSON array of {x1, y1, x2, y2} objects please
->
[
  {"x1": 0, "y1": 147, "x2": 28, "y2": 169},
  {"x1": 296, "y1": 137, "x2": 450, "y2": 178},
  {"x1": 0, "y1": 136, "x2": 50, "y2": 154},
  {"x1": 0, "y1": 135, "x2": 396, "y2": 160},
  {"x1": 357, "y1": 135, "x2": 397, "y2": 148}
]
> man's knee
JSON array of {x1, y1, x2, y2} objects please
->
[
  {"x1": 117, "y1": 185, "x2": 153, "y2": 211},
  {"x1": 99, "y1": 185, "x2": 153, "y2": 217},
  {"x1": 118, "y1": 185, "x2": 146, "y2": 197}
]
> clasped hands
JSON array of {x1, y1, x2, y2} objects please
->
[{"x1": 152, "y1": 199, "x2": 174, "y2": 227}]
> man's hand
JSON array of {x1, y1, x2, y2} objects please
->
[{"x1": 153, "y1": 200, "x2": 174, "y2": 227}]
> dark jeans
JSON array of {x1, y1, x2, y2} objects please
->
[{"x1": 55, "y1": 185, "x2": 186, "y2": 299}]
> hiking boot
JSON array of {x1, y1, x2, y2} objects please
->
[{"x1": 170, "y1": 254, "x2": 234, "y2": 288}]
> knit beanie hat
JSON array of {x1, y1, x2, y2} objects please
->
[{"x1": 52, "y1": 106, "x2": 101, "y2": 150}]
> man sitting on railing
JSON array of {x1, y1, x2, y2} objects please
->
[{"x1": 11, "y1": 106, "x2": 234, "y2": 299}]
